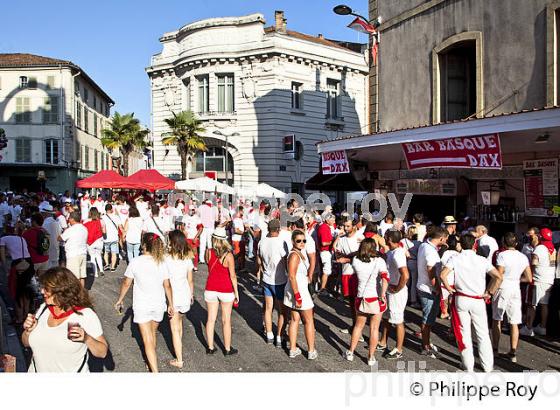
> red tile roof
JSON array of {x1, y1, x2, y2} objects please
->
[{"x1": 264, "y1": 27, "x2": 364, "y2": 53}]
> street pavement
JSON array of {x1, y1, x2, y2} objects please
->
[{"x1": 86, "y1": 260, "x2": 560, "y2": 373}]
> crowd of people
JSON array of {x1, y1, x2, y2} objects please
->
[{"x1": 0, "y1": 189, "x2": 558, "y2": 372}]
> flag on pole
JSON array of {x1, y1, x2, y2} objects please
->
[{"x1": 347, "y1": 17, "x2": 376, "y2": 34}]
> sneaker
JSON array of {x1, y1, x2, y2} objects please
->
[
  {"x1": 103, "y1": 265, "x2": 110, "y2": 271},
  {"x1": 308, "y1": 350, "x2": 318, "y2": 360},
  {"x1": 339, "y1": 328, "x2": 350, "y2": 334},
  {"x1": 534, "y1": 325, "x2": 547, "y2": 336},
  {"x1": 429, "y1": 343, "x2": 439, "y2": 353},
  {"x1": 289, "y1": 348, "x2": 302, "y2": 358},
  {"x1": 376, "y1": 344, "x2": 387, "y2": 352},
  {"x1": 224, "y1": 347, "x2": 238, "y2": 356},
  {"x1": 385, "y1": 348, "x2": 403, "y2": 360},
  {"x1": 368, "y1": 356, "x2": 378, "y2": 366},
  {"x1": 344, "y1": 350, "x2": 354, "y2": 362},
  {"x1": 505, "y1": 351, "x2": 517, "y2": 363},
  {"x1": 206, "y1": 347, "x2": 217, "y2": 355},
  {"x1": 520, "y1": 326, "x2": 534, "y2": 337},
  {"x1": 110, "y1": 268, "x2": 116, "y2": 272},
  {"x1": 266, "y1": 337, "x2": 274, "y2": 345},
  {"x1": 275, "y1": 338, "x2": 283, "y2": 348},
  {"x1": 420, "y1": 349, "x2": 437, "y2": 359},
  {"x1": 358, "y1": 335, "x2": 365, "y2": 342}
]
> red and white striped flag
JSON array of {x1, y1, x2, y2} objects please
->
[{"x1": 347, "y1": 16, "x2": 376, "y2": 34}]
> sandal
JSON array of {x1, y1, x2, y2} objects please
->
[{"x1": 169, "y1": 359, "x2": 184, "y2": 369}]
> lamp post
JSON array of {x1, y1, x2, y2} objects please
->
[{"x1": 212, "y1": 130, "x2": 240, "y2": 187}]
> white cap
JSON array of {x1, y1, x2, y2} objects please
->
[{"x1": 39, "y1": 204, "x2": 54, "y2": 213}]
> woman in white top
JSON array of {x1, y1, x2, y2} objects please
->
[
  {"x1": 284, "y1": 229, "x2": 317, "y2": 360},
  {"x1": 345, "y1": 238, "x2": 389, "y2": 366},
  {"x1": 165, "y1": 230, "x2": 195, "y2": 369},
  {"x1": 115, "y1": 233, "x2": 174, "y2": 373},
  {"x1": 124, "y1": 207, "x2": 143, "y2": 261},
  {"x1": 401, "y1": 225, "x2": 421, "y2": 306},
  {"x1": 440, "y1": 234, "x2": 461, "y2": 319},
  {"x1": 21, "y1": 267, "x2": 108, "y2": 372}
]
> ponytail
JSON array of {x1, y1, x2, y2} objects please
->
[{"x1": 142, "y1": 232, "x2": 165, "y2": 264}]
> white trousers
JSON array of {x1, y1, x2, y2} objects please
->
[
  {"x1": 87, "y1": 238, "x2": 104, "y2": 274},
  {"x1": 456, "y1": 297, "x2": 493, "y2": 372},
  {"x1": 199, "y1": 227, "x2": 214, "y2": 263}
]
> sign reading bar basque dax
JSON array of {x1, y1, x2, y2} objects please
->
[
  {"x1": 402, "y1": 134, "x2": 502, "y2": 170},
  {"x1": 321, "y1": 150, "x2": 350, "y2": 174}
]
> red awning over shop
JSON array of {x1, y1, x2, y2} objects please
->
[
  {"x1": 125, "y1": 169, "x2": 175, "y2": 192},
  {"x1": 75, "y1": 170, "x2": 129, "y2": 189}
]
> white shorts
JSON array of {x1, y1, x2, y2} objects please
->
[
  {"x1": 492, "y1": 288, "x2": 522, "y2": 324},
  {"x1": 531, "y1": 281, "x2": 553, "y2": 306},
  {"x1": 33, "y1": 261, "x2": 49, "y2": 273},
  {"x1": 66, "y1": 255, "x2": 87, "y2": 279},
  {"x1": 383, "y1": 286, "x2": 408, "y2": 324},
  {"x1": 320, "y1": 251, "x2": 332, "y2": 276},
  {"x1": 204, "y1": 290, "x2": 235, "y2": 303},
  {"x1": 174, "y1": 305, "x2": 190, "y2": 314},
  {"x1": 133, "y1": 309, "x2": 165, "y2": 324}
]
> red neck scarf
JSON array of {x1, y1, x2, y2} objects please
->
[
  {"x1": 540, "y1": 240, "x2": 555, "y2": 255},
  {"x1": 47, "y1": 305, "x2": 85, "y2": 320},
  {"x1": 364, "y1": 232, "x2": 375, "y2": 239}
]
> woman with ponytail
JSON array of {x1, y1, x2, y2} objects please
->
[
  {"x1": 115, "y1": 232, "x2": 174, "y2": 372},
  {"x1": 165, "y1": 230, "x2": 195, "y2": 368}
]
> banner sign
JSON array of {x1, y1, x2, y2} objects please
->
[
  {"x1": 523, "y1": 159, "x2": 558, "y2": 217},
  {"x1": 402, "y1": 134, "x2": 502, "y2": 170},
  {"x1": 322, "y1": 150, "x2": 350, "y2": 175}
]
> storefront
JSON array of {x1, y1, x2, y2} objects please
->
[{"x1": 316, "y1": 107, "x2": 560, "y2": 235}]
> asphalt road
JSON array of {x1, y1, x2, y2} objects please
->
[{"x1": 86, "y1": 260, "x2": 560, "y2": 373}]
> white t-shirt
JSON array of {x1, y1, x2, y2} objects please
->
[
  {"x1": 143, "y1": 216, "x2": 169, "y2": 237},
  {"x1": 232, "y1": 217, "x2": 244, "y2": 242},
  {"x1": 125, "y1": 217, "x2": 143, "y2": 244},
  {"x1": 183, "y1": 214, "x2": 201, "y2": 240},
  {"x1": 61, "y1": 223, "x2": 88, "y2": 258},
  {"x1": 386, "y1": 247, "x2": 407, "y2": 286},
  {"x1": 258, "y1": 215, "x2": 269, "y2": 238},
  {"x1": 336, "y1": 234, "x2": 361, "y2": 275},
  {"x1": 441, "y1": 249, "x2": 459, "y2": 287},
  {"x1": 0, "y1": 201, "x2": 11, "y2": 227},
  {"x1": 532, "y1": 245, "x2": 556, "y2": 284},
  {"x1": 102, "y1": 214, "x2": 121, "y2": 243},
  {"x1": 165, "y1": 256, "x2": 193, "y2": 308},
  {"x1": 124, "y1": 255, "x2": 170, "y2": 313},
  {"x1": 136, "y1": 201, "x2": 149, "y2": 220},
  {"x1": 279, "y1": 229, "x2": 292, "y2": 251},
  {"x1": 258, "y1": 235, "x2": 289, "y2": 285},
  {"x1": 379, "y1": 221, "x2": 394, "y2": 237},
  {"x1": 352, "y1": 257, "x2": 388, "y2": 298},
  {"x1": 445, "y1": 249, "x2": 494, "y2": 296},
  {"x1": 0, "y1": 235, "x2": 31, "y2": 259},
  {"x1": 160, "y1": 206, "x2": 176, "y2": 228},
  {"x1": 496, "y1": 249, "x2": 529, "y2": 291},
  {"x1": 115, "y1": 203, "x2": 130, "y2": 222},
  {"x1": 305, "y1": 233, "x2": 316, "y2": 256},
  {"x1": 43, "y1": 216, "x2": 62, "y2": 261},
  {"x1": 79, "y1": 199, "x2": 91, "y2": 221},
  {"x1": 417, "y1": 241, "x2": 441, "y2": 294},
  {"x1": 478, "y1": 234, "x2": 499, "y2": 262},
  {"x1": 28, "y1": 304, "x2": 103, "y2": 373}
]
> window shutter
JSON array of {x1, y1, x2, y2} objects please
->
[{"x1": 28, "y1": 77, "x2": 37, "y2": 89}]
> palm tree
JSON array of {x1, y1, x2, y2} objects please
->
[
  {"x1": 101, "y1": 112, "x2": 148, "y2": 176},
  {"x1": 162, "y1": 110, "x2": 207, "y2": 180}
]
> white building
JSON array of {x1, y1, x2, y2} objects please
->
[
  {"x1": 0, "y1": 53, "x2": 142, "y2": 193},
  {"x1": 147, "y1": 11, "x2": 369, "y2": 194}
]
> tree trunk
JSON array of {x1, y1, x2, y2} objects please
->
[
  {"x1": 122, "y1": 150, "x2": 129, "y2": 176},
  {"x1": 180, "y1": 151, "x2": 187, "y2": 180}
]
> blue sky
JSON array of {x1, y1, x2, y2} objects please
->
[{"x1": 1, "y1": 0, "x2": 368, "y2": 127}]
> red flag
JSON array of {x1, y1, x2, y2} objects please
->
[{"x1": 347, "y1": 17, "x2": 376, "y2": 34}]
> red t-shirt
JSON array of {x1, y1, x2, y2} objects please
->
[
  {"x1": 317, "y1": 223, "x2": 333, "y2": 252},
  {"x1": 84, "y1": 219, "x2": 103, "y2": 245},
  {"x1": 22, "y1": 227, "x2": 49, "y2": 263},
  {"x1": 205, "y1": 249, "x2": 234, "y2": 293}
]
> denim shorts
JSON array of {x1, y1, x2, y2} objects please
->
[
  {"x1": 104, "y1": 241, "x2": 119, "y2": 254},
  {"x1": 262, "y1": 282, "x2": 286, "y2": 300},
  {"x1": 418, "y1": 290, "x2": 439, "y2": 326}
]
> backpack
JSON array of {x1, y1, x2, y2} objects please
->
[{"x1": 36, "y1": 229, "x2": 50, "y2": 256}]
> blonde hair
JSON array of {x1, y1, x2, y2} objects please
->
[
  {"x1": 406, "y1": 225, "x2": 418, "y2": 240},
  {"x1": 141, "y1": 232, "x2": 165, "y2": 264},
  {"x1": 212, "y1": 237, "x2": 232, "y2": 259}
]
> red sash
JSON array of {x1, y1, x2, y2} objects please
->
[{"x1": 450, "y1": 291, "x2": 488, "y2": 352}]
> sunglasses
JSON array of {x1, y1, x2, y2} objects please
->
[{"x1": 295, "y1": 239, "x2": 307, "y2": 244}]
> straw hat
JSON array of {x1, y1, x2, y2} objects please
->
[
  {"x1": 212, "y1": 227, "x2": 228, "y2": 240},
  {"x1": 443, "y1": 216, "x2": 458, "y2": 225}
]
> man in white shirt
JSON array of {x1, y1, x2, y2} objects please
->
[
  {"x1": 0, "y1": 193, "x2": 10, "y2": 230},
  {"x1": 335, "y1": 217, "x2": 361, "y2": 335},
  {"x1": 521, "y1": 228, "x2": 556, "y2": 337},
  {"x1": 475, "y1": 225, "x2": 499, "y2": 262},
  {"x1": 61, "y1": 211, "x2": 88, "y2": 286},
  {"x1": 79, "y1": 194, "x2": 91, "y2": 222},
  {"x1": 198, "y1": 200, "x2": 215, "y2": 264},
  {"x1": 492, "y1": 232, "x2": 532, "y2": 362},
  {"x1": 142, "y1": 204, "x2": 169, "y2": 243},
  {"x1": 379, "y1": 229, "x2": 409, "y2": 359},
  {"x1": 417, "y1": 226, "x2": 448, "y2": 358},
  {"x1": 257, "y1": 219, "x2": 289, "y2": 347},
  {"x1": 40, "y1": 204, "x2": 62, "y2": 268},
  {"x1": 102, "y1": 204, "x2": 123, "y2": 272},
  {"x1": 182, "y1": 205, "x2": 202, "y2": 270},
  {"x1": 440, "y1": 234, "x2": 501, "y2": 372},
  {"x1": 232, "y1": 207, "x2": 246, "y2": 272},
  {"x1": 379, "y1": 211, "x2": 394, "y2": 237}
]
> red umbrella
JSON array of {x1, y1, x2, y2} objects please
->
[
  {"x1": 125, "y1": 169, "x2": 175, "y2": 192},
  {"x1": 75, "y1": 170, "x2": 129, "y2": 189}
]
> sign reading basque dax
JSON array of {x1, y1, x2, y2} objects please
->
[
  {"x1": 402, "y1": 134, "x2": 502, "y2": 170},
  {"x1": 321, "y1": 150, "x2": 350, "y2": 174}
]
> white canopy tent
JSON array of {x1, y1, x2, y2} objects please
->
[
  {"x1": 236, "y1": 183, "x2": 287, "y2": 199},
  {"x1": 175, "y1": 177, "x2": 235, "y2": 194}
]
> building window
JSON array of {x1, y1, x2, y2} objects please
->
[
  {"x1": 84, "y1": 108, "x2": 89, "y2": 133},
  {"x1": 194, "y1": 146, "x2": 233, "y2": 173},
  {"x1": 19, "y1": 76, "x2": 28, "y2": 88},
  {"x1": 93, "y1": 113, "x2": 98, "y2": 137},
  {"x1": 76, "y1": 102, "x2": 82, "y2": 128},
  {"x1": 183, "y1": 79, "x2": 191, "y2": 111},
  {"x1": 291, "y1": 82, "x2": 303, "y2": 109},
  {"x1": 75, "y1": 142, "x2": 80, "y2": 164},
  {"x1": 74, "y1": 80, "x2": 80, "y2": 95},
  {"x1": 439, "y1": 41, "x2": 476, "y2": 122},
  {"x1": 84, "y1": 146, "x2": 89, "y2": 169},
  {"x1": 326, "y1": 79, "x2": 340, "y2": 119},
  {"x1": 94, "y1": 149, "x2": 98, "y2": 170},
  {"x1": 16, "y1": 97, "x2": 31, "y2": 123},
  {"x1": 15, "y1": 139, "x2": 31, "y2": 162},
  {"x1": 84, "y1": 87, "x2": 89, "y2": 103},
  {"x1": 45, "y1": 139, "x2": 59, "y2": 164},
  {"x1": 43, "y1": 96, "x2": 59, "y2": 124},
  {"x1": 197, "y1": 75, "x2": 209, "y2": 114},
  {"x1": 217, "y1": 74, "x2": 234, "y2": 113},
  {"x1": 106, "y1": 153, "x2": 110, "y2": 170},
  {"x1": 28, "y1": 77, "x2": 37, "y2": 89},
  {"x1": 93, "y1": 96, "x2": 97, "y2": 111},
  {"x1": 47, "y1": 76, "x2": 55, "y2": 89}
]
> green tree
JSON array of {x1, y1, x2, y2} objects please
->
[
  {"x1": 101, "y1": 112, "x2": 148, "y2": 176},
  {"x1": 162, "y1": 110, "x2": 207, "y2": 180}
]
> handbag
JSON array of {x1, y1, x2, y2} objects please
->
[{"x1": 15, "y1": 238, "x2": 31, "y2": 273}]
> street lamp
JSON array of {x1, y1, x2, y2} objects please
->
[
  {"x1": 212, "y1": 130, "x2": 240, "y2": 187},
  {"x1": 333, "y1": 4, "x2": 369, "y2": 22}
]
